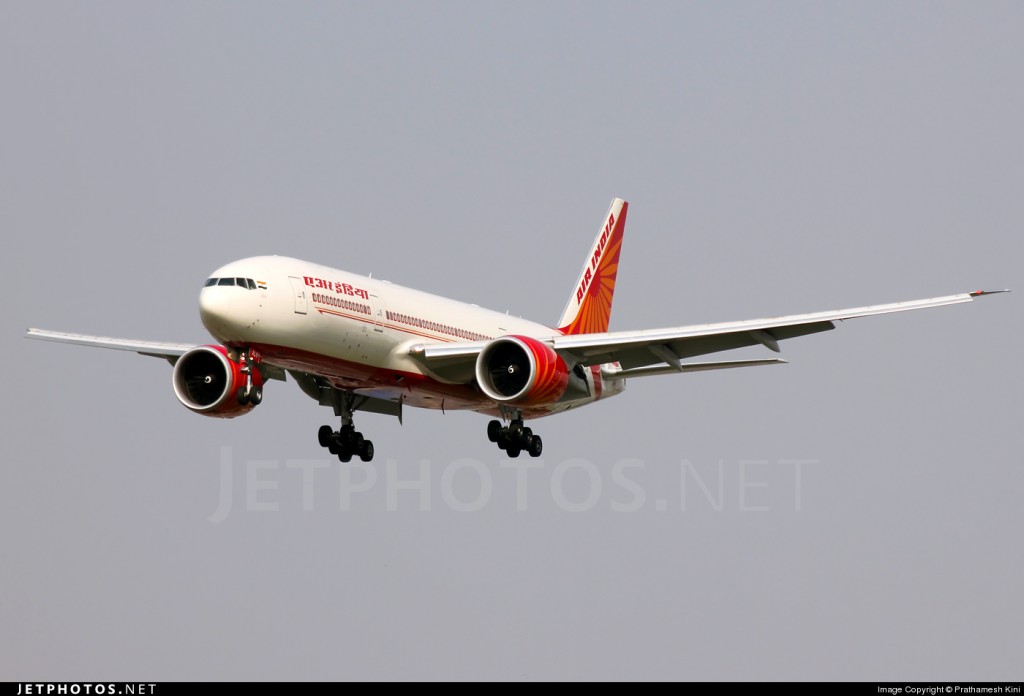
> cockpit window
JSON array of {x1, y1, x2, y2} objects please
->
[{"x1": 206, "y1": 276, "x2": 258, "y2": 289}]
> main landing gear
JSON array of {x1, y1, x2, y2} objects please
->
[
  {"x1": 487, "y1": 419, "x2": 543, "y2": 458},
  {"x1": 318, "y1": 423, "x2": 374, "y2": 463},
  {"x1": 318, "y1": 389, "x2": 374, "y2": 462}
]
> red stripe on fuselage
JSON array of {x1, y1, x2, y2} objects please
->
[
  {"x1": 230, "y1": 340, "x2": 578, "y2": 419},
  {"x1": 246, "y1": 341, "x2": 487, "y2": 411}
]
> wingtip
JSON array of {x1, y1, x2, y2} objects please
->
[{"x1": 969, "y1": 289, "x2": 1010, "y2": 297}]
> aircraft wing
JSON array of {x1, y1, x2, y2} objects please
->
[
  {"x1": 25, "y1": 328, "x2": 288, "y2": 381},
  {"x1": 411, "y1": 290, "x2": 1008, "y2": 378},
  {"x1": 26, "y1": 328, "x2": 195, "y2": 363}
]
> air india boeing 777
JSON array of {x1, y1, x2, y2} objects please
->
[{"x1": 26, "y1": 199, "x2": 1007, "y2": 461}]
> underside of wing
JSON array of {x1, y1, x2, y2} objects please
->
[
  {"x1": 552, "y1": 290, "x2": 1006, "y2": 370},
  {"x1": 288, "y1": 370, "x2": 404, "y2": 419},
  {"x1": 560, "y1": 319, "x2": 834, "y2": 369},
  {"x1": 606, "y1": 358, "x2": 788, "y2": 379},
  {"x1": 407, "y1": 341, "x2": 490, "y2": 383}
]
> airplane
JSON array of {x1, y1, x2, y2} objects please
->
[{"x1": 26, "y1": 199, "x2": 1007, "y2": 462}]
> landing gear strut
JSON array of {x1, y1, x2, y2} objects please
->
[
  {"x1": 235, "y1": 346, "x2": 263, "y2": 406},
  {"x1": 488, "y1": 418, "x2": 542, "y2": 458},
  {"x1": 317, "y1": 390, "x2": 374, "y2": 462}
]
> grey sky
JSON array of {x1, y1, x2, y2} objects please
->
[{"x1": 2, "y1": 1, "x2": 1021, "y2": 680}]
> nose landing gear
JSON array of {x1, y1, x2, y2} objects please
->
[{"x1": 235, "y1": 346, "x2": 263, "y2": 406}]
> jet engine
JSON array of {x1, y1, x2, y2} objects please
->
[
  {"x1": 475, "y1": 336, "x2": 569, "y2": 405},
  {"x1": 172, "y1": 345, "x2": 262, "y2": 418}
]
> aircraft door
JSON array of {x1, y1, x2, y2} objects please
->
[
  {"x1": 369, "y1": 294, "x2": 386, "y2": 332},
  {"x1": 289, "y1": 277, "x2": 308, "y2": 315}
]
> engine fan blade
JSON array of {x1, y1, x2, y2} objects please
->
[
  {"x1": 186, "y1": 373, "x2": 221, "y2": 404},
  {"x1": 491, "y1": 360, "x2": 529, "y2": 395}
]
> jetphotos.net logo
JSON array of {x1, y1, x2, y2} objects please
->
[
  {"x1": 208, "y1": 447, "x2": 816, "y2": 522},
  {"x1": 15, "y1": 687, "x2": 155, "y2": 695}
]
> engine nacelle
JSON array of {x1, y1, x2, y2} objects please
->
[
  {"x1": 475, "y1": 335, "x2": 569, "y2": 406},
  {"x1": 172, "y1": 345, "x2": 262, "y2": 418}
]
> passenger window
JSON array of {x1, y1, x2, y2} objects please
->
[
  {"x1": 218, "y1": 278, "x2": 235, "y2": 286},
  {"x1": 246, "y1": 279, "x2": 257, "y2": 290},
  {"x1": 204, "y1": 278, "x2": 218, "y2": 287}
]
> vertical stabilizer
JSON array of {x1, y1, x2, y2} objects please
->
[{"x1": 556, "y1": 198, "x2": 628, "y2": 335}]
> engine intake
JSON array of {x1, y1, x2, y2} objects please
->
[
  {"x1": 172, "y1": 345, "x2": 260, "y2": 418},
  {"x1": 475, "y1": 336, "x2": 569, "y2": 405}
]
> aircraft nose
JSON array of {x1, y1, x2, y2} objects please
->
[{"x1": 199, "y1": 287, "x2": 233, "y2": 336}]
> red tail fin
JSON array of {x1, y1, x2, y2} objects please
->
[{"x1": 557, "y1": 199, "x2": 627, "y2": 335}]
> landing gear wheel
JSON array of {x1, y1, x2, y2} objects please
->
[
  {"x1": 528, "y1": 435, "x2": 543, "y2": 458},
  {"x1": 359, "y1": 440, "x2": 375, "y2": 462},
  {"x1": 248, "y1": 387, "x2": 263, "y2": 405},
  {"x1": 338, "y1": 450, "x2": 353, "y2": 463},
  {"x1": 488, "y1": 414, "x2": 543, "y2": 458},
  {"x1": 237, "y1": 387, "x2": 249, "y2": 406},
  {"x1": 318, "y1": 425, "x2": 334, "y2": 448},
  {"x1": 521, "y1": 427, "x2": 533, "y2": 446}
]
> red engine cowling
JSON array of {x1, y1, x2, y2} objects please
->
[
  {"x1": 172, "y1": 345, "x2": 262, "y2": 418},
  {"x1": 475, "y1": 336, "x2": 569, "y2": 406}
]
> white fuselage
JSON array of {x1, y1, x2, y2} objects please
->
[{"x1": 199, "y1": 256, "x2": 624, "y2": 417}]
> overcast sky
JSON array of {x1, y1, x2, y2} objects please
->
[{"x1": 2, "y1": 1, "x2": 1021, "y2": 681}]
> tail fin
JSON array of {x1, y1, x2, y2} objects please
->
[{"x1": 556, "y1": 198, "x2": 628, "y2": 335}]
